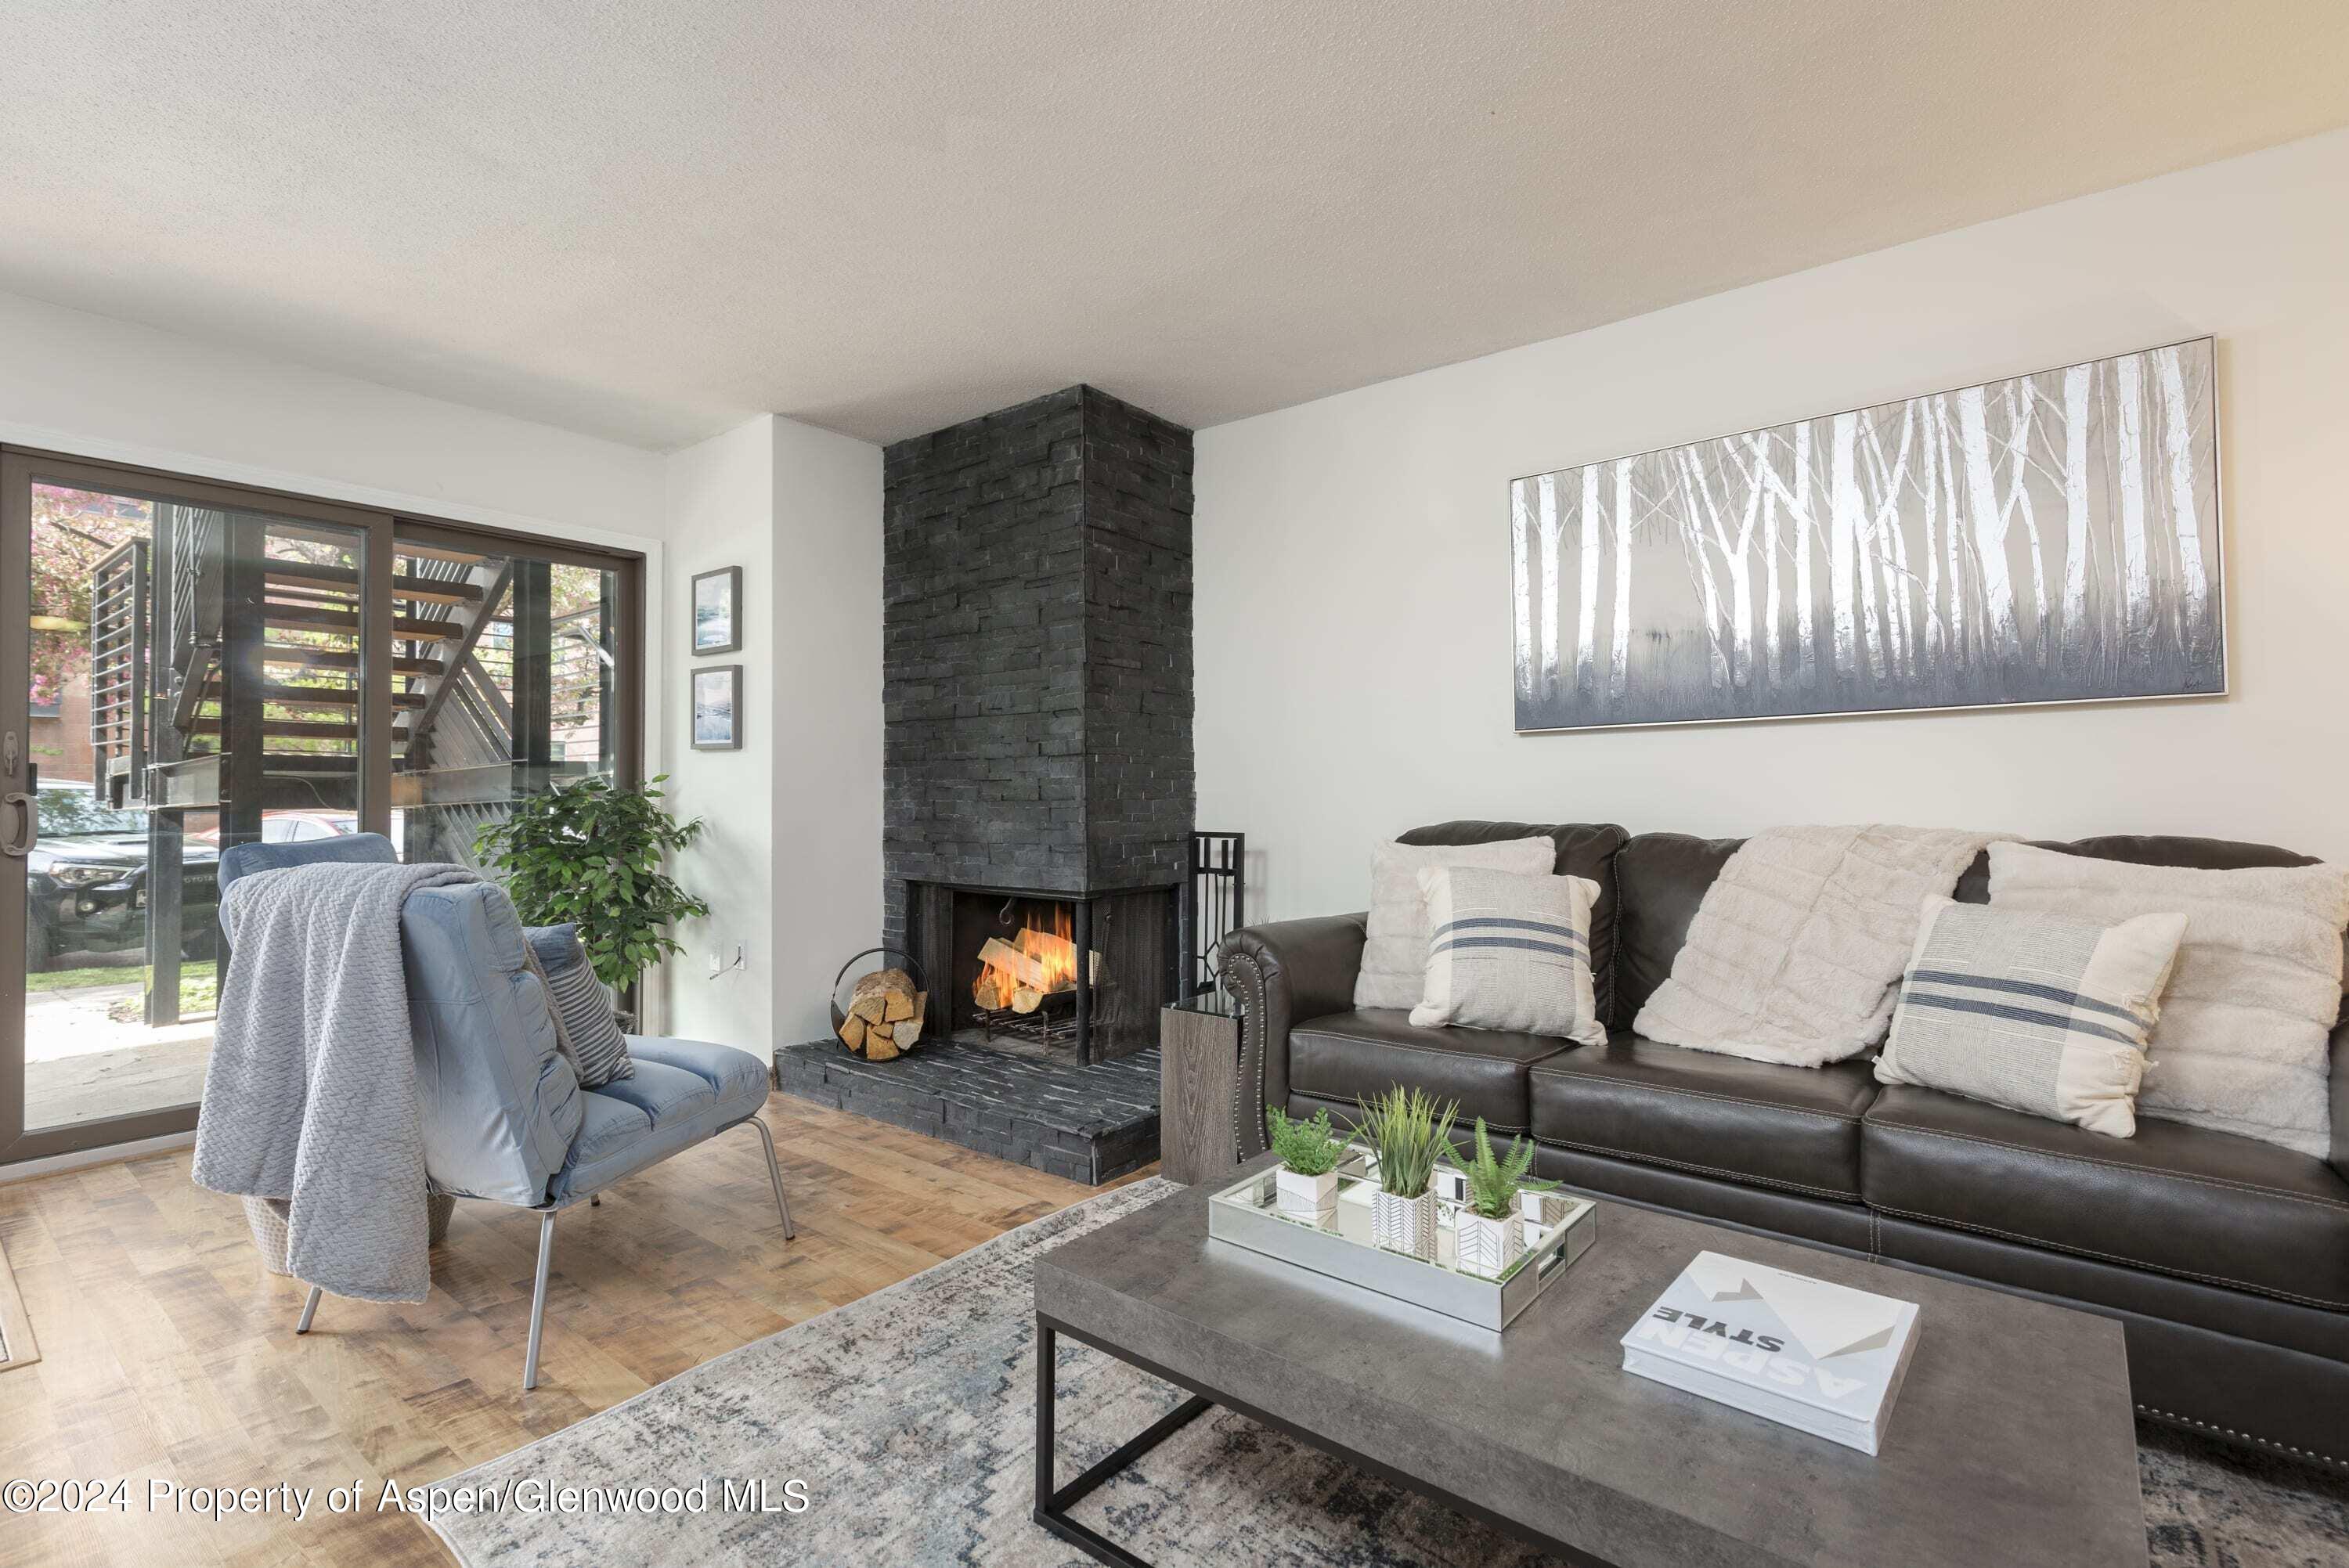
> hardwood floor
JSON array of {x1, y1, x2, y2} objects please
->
[{"x1": 0, "y1": 1094, "x2": 1129, "y2": 1567}]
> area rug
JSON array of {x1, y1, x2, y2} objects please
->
[{"x1": 425, "y1": 1179, "x2": 2349, "y2": 1567}]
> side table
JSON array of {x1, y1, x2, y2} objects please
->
[{"x1": 1158, "y1": 993, "x2": 1243, "y2": 1185}]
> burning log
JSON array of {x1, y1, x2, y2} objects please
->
[
  {"x1": 973, "y1": 924, "x2": 1103, "y2": 1011},
  {"x1": 976, "y1": 937, "x2": 1048, "y2": 993}
]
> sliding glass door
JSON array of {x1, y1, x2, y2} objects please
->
[
  {"x1": 0, "y1": 450, "x2": 393, "y2": 1163},
  {"x1": 0, "y1": 449, "x2": 644, "y2": 1166}
]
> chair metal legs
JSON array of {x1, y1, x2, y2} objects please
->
[
  {"x1": 747, "y1": 1116, "x2": 796, "y2": 1240},
  {"x1": 290, "y1": 1122, "x2": 788, "y2": 1392},
  {"x1": 522, "y1": 1210, "x2": 557, "y2": 1392}
]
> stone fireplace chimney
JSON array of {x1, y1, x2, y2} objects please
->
[{"x1": 880, "y1": 385, "x2": 1194, "y2": 1059}]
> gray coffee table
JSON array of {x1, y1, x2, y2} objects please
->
[{"x1": 1033, "y1": 1157, "x2": 2146, "y2": 1568}]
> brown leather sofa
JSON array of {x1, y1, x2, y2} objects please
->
[{"x1": 1223, "y1": 820, "x2": 2349, "y2": 1470}]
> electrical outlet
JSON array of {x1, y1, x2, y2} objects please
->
[{"x1": 707, "y1": 947, "x2": 723, "y2": 978}]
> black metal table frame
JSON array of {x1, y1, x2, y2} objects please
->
[{"x1": 1032, "y1": 1312, "x2": 1595, "y2": 1568}]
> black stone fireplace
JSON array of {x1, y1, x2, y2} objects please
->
[
  {"x1": 777, "y1": 384, "x2": 1193, "y2": 1182},
  {"x1": 881, "y1": 383, "x2": 1195, "y2": 1062}
]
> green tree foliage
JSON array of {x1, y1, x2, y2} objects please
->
[
  {"x1": 31, "y1": 486, "x2": 148, "y2": 707},
  {"x1": 474, "y1": 774, "x2": 709, "y2": 991}
]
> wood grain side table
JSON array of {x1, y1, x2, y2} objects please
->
[{"x1": 1159, "y1": 993, "x2": 1243, "y2": 1186}]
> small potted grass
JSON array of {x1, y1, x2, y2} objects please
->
[
  {"x1": 1453, "y1": 1119, "x2": 1560, "y2": 1278},
  {"x1": 1265, "y1": 1106, "x2": 1344, "y2": 1226},
  {"x1": 1356, "y1": 1084, "x2": 1457, "y2": 1262}
]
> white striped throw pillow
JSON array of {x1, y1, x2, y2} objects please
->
[
  {"x1": 1875, "y1": 897, "x2": 2185, "y2": 1137},
  {"x1": 1410, "y1": 866, "x2": 1606, "y2": 1043},
  {"x1": 526, "y1": 924, "x2": 634, "y2": 1089}
]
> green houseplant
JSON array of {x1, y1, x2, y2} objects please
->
[
  {"x1": 474, "y1": 774, "x2": 710, "y2": 996},
  {"x1": 1452, "y1": 1118, "x2": 1559, "y2": 1278},
  {"x1": 1355, "y1": 1084, "x2": 1458, "y2": 1261},
  {"x1": 1266, "y1": 1106, "x2": 1345, "y2": 1225}
]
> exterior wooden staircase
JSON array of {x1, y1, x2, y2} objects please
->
[{"x1": 90, "y1": 510, "x2": 521, "y2": 823}]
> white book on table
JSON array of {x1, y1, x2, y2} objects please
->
[{"x1": 1619, "y1": 1251, "x2": 1919, "y2": 1456}]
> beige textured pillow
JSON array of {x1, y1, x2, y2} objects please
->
[
  {"x1": 1875, "y1": 897, "x2": 2185, "y2": 1137},
  {"x1": 1411, "y1": 866, "x2": 1607, "y2": 1042},
  {"x1": 1989, "y1": 842, "x2": 2349, "y2": 1158},
  {"x1": 1354, "y1": 837, "x2": 1557, "y2": 1011}
]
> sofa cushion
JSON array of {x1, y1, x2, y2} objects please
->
[
  {"x1": 1610, "y1": 833, "x2": 1741, "y2": 1024},
  {"x1": 1529, "y1": 1035, "x2": 1878, "y2": 1201},
  {"x1": 551, "y1": 1037, "x2": 771, "y2": 1202},
  {"x1": 594, "y1": 1058, "x2": 716, "y2": 1130},
  {"x1": 1287, "y1": 1009, "x2": 1574, "y2": 1133},
  {"x1": 1864, "y1": 1084, "x2": 2349, "y2": 1311},
  {"x1": 1397, "y1": 822, "x2": 1631, "y2": 1025}
]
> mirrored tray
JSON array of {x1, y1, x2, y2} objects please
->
[{"x1": 1206, "y1": 1148, "x2": 1596, "y2": 1331}]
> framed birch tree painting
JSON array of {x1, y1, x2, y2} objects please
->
[{"x1": 1511, "y1": 337, "x2": 2223, "y2": 731}]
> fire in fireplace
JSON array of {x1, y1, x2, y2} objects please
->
[
  {"x1": 972, "y1": 904, "x2": 1090, "y2": 1014},
  {"x1": 904, "y1": 882, "x2": 1177, "y2": 1064}
]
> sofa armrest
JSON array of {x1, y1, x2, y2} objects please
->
[
  {"x1": 1221, "y1": 913, "x2": 1368, "y2": 1158},
  {"x1": 2331, "y1": 1011, "x2": 2349, "y2": 1182}
]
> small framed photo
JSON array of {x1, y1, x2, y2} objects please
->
[
  {"x1": 691, "y1": 664, "x2": 743, "y2": 751},
  {"x1": 691, "y1": 565, "x2": 743, "y2": 654}
]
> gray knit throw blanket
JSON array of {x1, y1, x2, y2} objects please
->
[
  {"x1": 193, "y1": 860, "x2": 478, "y2": 1303},
  {"x1": 1633, "y1": 825, "x2": 2008, "y2": 1069}
]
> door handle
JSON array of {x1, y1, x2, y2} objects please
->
[{"x1": 2, "y1": 792, "x2": 31, "y2": 857}]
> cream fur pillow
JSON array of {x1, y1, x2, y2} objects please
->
[
  {"x1": 1353, "y1": 837, "x2": 1557, "y2": 1011},
  {"x1": 1989, "y1": 842, "x2": 2349, "y2": 1159}
]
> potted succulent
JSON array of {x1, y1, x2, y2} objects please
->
[
  {"x1": 1355, "y1": 1085, "x2": 1457, "y2": 1262},
  {"x1": 1454, "y1": 1119, "x2": 1561, "y2": 1278},
  {"x1": 1265, "y1": 1106, "x2": 1345, "y2": 1226}
]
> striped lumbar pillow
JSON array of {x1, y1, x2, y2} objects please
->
[
  {"x1": 1874, "y1": 897, "x2": 2185, "y2": 1137},
  {"x1": 525, "y1": 924, "x2": 634, "y2": 1089},
  {"x1": 1409, "y1": 865, "x2": 1607, "y2": 1044}
]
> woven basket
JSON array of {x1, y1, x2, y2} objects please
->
[{"x1": 244, "y1": 1193, "x2": 457, "y2": 1275}]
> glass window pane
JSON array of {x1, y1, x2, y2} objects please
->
[
  {"x1": 391, "y1": 541, "x2": 621, "y2": 867},
  {"x1": 23, "y1": 482, "x2": 369, "y2": 1133}
]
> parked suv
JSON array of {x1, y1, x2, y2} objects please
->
[{"x1": 27, "y1": 780, "x2": 219, "y2": 971}]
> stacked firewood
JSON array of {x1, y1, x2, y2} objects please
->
[{"x1": 838, "y1": 968, "x2": 926, "y2": 1062}]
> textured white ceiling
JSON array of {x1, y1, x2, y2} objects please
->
[{"x1": 4, "y1": 2, "x2": 2344, "y2": 449}]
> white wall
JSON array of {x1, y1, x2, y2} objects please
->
[
  {"x1": 0, "y1": 287, "x2": 662, "y2": 546},
  {"x1": 658, "y1": 415, "x2": 882, "y2": 1051},
  {"x1": 768, "y1": 418, "x2": 882, "y2": 1044},
  {"x1": 660, "y1": 418, "x2": 780, "y2": 1045},
  {"x1": 1196, "y1": 128, "x2": 2349, "y2": 923}
]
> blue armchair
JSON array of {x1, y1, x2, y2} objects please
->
[{"x1": 216, "y1": 833, "x2": 792, "y2": 1390}]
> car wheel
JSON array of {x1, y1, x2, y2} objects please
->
[
  {"x1": 181, "y1": 930, "x2": 218, "y2": 963},
  {"x1": 25, "y1": 919, "x2": 53, "y2": 974}
]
